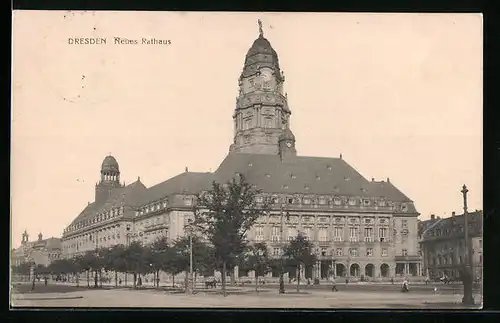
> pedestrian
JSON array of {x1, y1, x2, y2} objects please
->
[
  {"x1": 391, "y1": 277, "x2": 394, "y2": 285},
  {"x1": 331, "y1": 278, "x2": 338, "y2": 292},
  {"x1": 345, "y1": 278, "x2": 349, "y2": 284},
  {"x1": 44, "y1": 276, "x2": 48, "y2": 286},
  {"x1": 119, "y1": 278, "x2": 122, "y2": 285}
]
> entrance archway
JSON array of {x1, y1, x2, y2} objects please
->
[
  {"x1": 380, "y1": 263, "x2": 390, "y2": 277},
  {"x1": 336, "y1": 263, "x2": 346, "y2": 277},
  {"x1": 350, "y1": 263, "x2": 360, "y2": 277},
  {"x1": 365, "y1": 264, "x2": 375, "y2": 277}
]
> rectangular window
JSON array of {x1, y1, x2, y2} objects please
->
[
  {"x1": 364, "y1": 228, "x2": 374, "y2": 242},
  {"x1": 271, "y1": 226, "x2": 280, "y2": 241},
  {"x1": 256, "y1": 227, "x2": 264, "y2": 241},
  {"x1": 349, "y1": 248, "x2": 358, "y2": 257},
  {"x1": 287, "y1": 227, "x2": 296, "y2": 241},
  {"x1": 273, "y1": 248, "x2": 281, "y2": 257},
  {"x1": 349, "y1": 227, "x2": 359, "y2": 242},
  {"x1": 379, "y1": 228, "x2": 388, "y2": 242},
  {"x1": 320, "y1": 248, "x2": 327, "y2": 256},
  {"x1": 333, "y1": 227, "x2": 343, "y2": 241},
  {"x1": 402, "y1": 249, "x2": 408, "y2": 256},
  {"x1": 319, "y1": 228, "x2": 328, "y2": 242},
  {"x1": 366, "y1": 248, "x2": 373, "y2": 257},
  {"x1": 402, "y1": 219, "x2": 408, "y2": 228},
  {"x1": 336, "y1": 248, "x2": 343, "y2": 256},
  {"x1": 303, "y1": 228, "x2": 311, "y2": 240},
  {"x1": 381, "y1": 248, "x2": 388, "y2": 257},
  {"x1": 319, "y1": 198, "x2": 326, "y2": 205}
]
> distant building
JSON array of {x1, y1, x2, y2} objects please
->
[
  {"x1": 62, "y1": 21, "x2": 421, "y2": 280},
  {"x1": 11, "y1": 231, "x2": 62, "y2": 267},
  {"x1": 419, "y1": 211, "x2": 483, "y2": 280}
]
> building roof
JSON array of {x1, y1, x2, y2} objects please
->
[
  {"x1": 213, "y1": 152, "x2": 413, "y2": 202},
  {"x1": 69, "y1": 179, "x2": 147, "y2": 226},
  {"x1": 420, "y1": 210, "x2": 483, "y2": 241},
  {"x1": 139, "y1": 172, "x2": 214, "y2": 205}
]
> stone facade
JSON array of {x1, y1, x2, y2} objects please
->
[
  {"x1": 419, "y1": 211, "x2": 483, "y2": 280},
  {"x1": 11, "y1": 231, "x2": 62, "y2": 267},
  {"x1": 61, "y1": 22, "x2": 421, "y2": 281}
]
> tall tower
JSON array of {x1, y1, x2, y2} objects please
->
[
  {"x1": 95, "y1": 155, "x2": 123, "y2": 204},
  {"x1": 230, "y1": 20, "x2": 294, "y2": 155}
]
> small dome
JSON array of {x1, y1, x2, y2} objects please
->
[
  {"x1": 279, "y1": 127, "x2": 295, "y2": 141},
  {"x1": 101, "y1": 155, "x2": 119, "y2": 172},
  {"x1": 246, "y1": 36, "x2": 278, "y2": 58}
]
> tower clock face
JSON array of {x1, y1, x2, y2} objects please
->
[{"x1": 286, "y1": 141, "x2": 292, "y2": 148}]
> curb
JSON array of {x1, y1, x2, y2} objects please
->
[{"x1": 13, "y1": 296, "x2": 84, "y2": 301}]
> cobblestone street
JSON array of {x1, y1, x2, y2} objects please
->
[{"x1": 11, "y1": 284, "x2": 482, "y2": 309}]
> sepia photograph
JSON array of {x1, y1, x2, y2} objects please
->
[{"x1": 10, "y1": 11, "x2": 482, "y2": 309}]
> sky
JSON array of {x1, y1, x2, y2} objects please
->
[{"x1": 11, "y1": 11, "x2": 482, "y2": 249}]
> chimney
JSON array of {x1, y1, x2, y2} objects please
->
[
  {"x1": 452, "y1": 211, "x2": 456, "y2": 217},
  {"x1": 371, "y1": 178, "x2": 374, "y2": 182},
  {"x1": 431, "y1": 214, "x2": 435, "y2": 220},
  {"x1": 387, "y1": 178, "x2": 390, "y2": 183}
]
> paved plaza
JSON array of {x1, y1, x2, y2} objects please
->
[{"x1": 11, "y1": 283, "x2": 482, "y2": 309}]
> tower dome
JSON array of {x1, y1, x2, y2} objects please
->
[
  {"x1": 101, "y1": 155, "x2": 119, "y2": 172},
  {"x1": 241, "y1": 20, "x2": 282, "y2": 80}
]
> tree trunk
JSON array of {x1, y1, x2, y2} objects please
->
[
  {"x1": 221, "y1": 261, "x2": 227, "y2": 297},
  {"x1": 255, "y1": 271, "x2": 259, "y2": 292},
  {"x1": 115, "y1": 271, "x2": 118, "y2": 287},
  {"x1": 94, "y1": 270, "x2": 98, "y2": 288},
  {"x1": 296, "y1": 265, "x2": 300, "y2": 293},
  {"x1": 125, "y1": 272, "x2": 128, "y2": 286},
  {"x1": 87, "y1": 270, "x2": 90, "y2": 287},
  {"x1": 76, "y1": 273, "x2": 79, "y2": 287},
  {"x1": 99, "y1": 270, "x2": 102, "y2": 288},
  {"x1": 194, "y1": 272, "x2": 197, "y2": 290},
  {"x1": 157, "y1": 270, "x2": 160, "y2": 288},
  {"x1": 133, "y1": 273, "x2": 137, "y2": 289},
  {"x1": 184, "y1": 271, "x2": 188, "y2": 291},
  {"x1": 172, "y1": 274, "x2": 175, "y2": 288}
]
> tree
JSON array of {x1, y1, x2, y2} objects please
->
[
  {"x1": 241, "y1": 242, "x2": 272, "y2": 292},
  {"x1": 193, "y1": 175, "x2": 270, "y2": 296},
  {"x1": 124, "y1": 241, "x2": 147, "y2": 288},
  {"x1": 149, "y1": 237, "x2": 173, "y2": 288},
  {"x1": 81, "y1": 250, "x2": 98, "y2": 288},
  {"x1": 283, "y1": 233, "x2": 317, "y2": 292},
  {"x1": 107, "y1": 244, "x2": 127, "y2": 287},
  {"x1": 172, "y1": 235, "x2": 215, "y2": 290}
]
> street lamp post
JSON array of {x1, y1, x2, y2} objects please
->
[
  {"x1": 461, "y1": 184, "x2": 475, "y2": 305},
  {"x1": 279, "y1": 205, "x2": 288, "y2": 294},
  {"x1": 186, "y1": 219, "x2": 194, "y2": 295}
]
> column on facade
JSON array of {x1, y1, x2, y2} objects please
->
[{"x1": 404, "y1": 263, "x2": 409, "y2": 275}]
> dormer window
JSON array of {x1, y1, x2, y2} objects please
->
[
  {"x1": 363, "y1": 199, "x2": 371, "y2": 206},
  {"x1": 303, "y1": 198, "x2": 311, "y2": 204},
  {"x1": 248, "y1": 163, "x2": 253, "y2": 167},
  {"x1": 401, "y1": 203, "x2": 408, "y2": 212},
  {"x1": 283, "y1": 185, "x2": 289, "y2": 189},
  {"x1": 333, "y1": 197, "x2": 341, "y2": 206},
  {"x1": 319, "y1": 197, "x2": 326, "y2": 205},
  {"x1": 287, "y1": 197, "x2": 294, "y2": 204},
  {"x1": 304, "y1": 185, "x2": 309, "y2": 190},
  {"x1": 344, "y1": 177, "x2": 350, "y2": 181},
  {"x1": 316, "y1": 176, "x2": 321, "y2": 180},
  {"x1": 327, "y1": 165, "x2": 332, "y2": 170},
  {"x1": 348, "y1": 198, "x2": 356, "y2": 206},
  {"x1": 291, "y1": 174, "x2": 296, "y2": 179},
  {"x1": 265, "y1": 173, "x2": 271, "y2": 178}
]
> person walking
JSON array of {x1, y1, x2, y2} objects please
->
[{"x1": 331, "y1": 277, "x2": 338, "y2": 292}]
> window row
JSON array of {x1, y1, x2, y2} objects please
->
[
  {"x1": 66, "y1": 207, "x2": 124, "y2": 232},
  {"x1": 254, "y1": 227, "x2": 390, "y2": 242}
]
